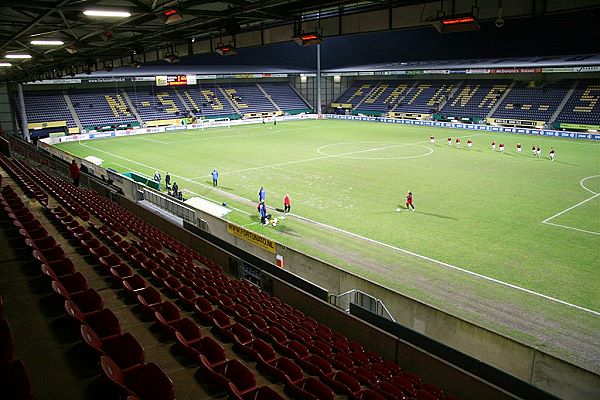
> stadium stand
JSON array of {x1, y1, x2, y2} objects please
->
[
  {"x1": 353, "y1": 81, "x2": 412, "y2": 114},
  {"x1": 439, "y1": 80, "x2": 511, "y2": 118},
  {"x1": 12, "y1": 92, "x2": 77, "y2": 130},
  {"x1": 491, "y1": 81, "x2": 572, "y2": 122},
  {"x1": 260, "y1": 83, "x2": 312, "y2": 113},
  {"x1": 124, "y1": 87, "x2": 187, "y2": 122},
  {"x1": 222, "y1": 84, "x2": 278, "y2": 114},
  {"x1": 68, "y1": 89, "x2": 138, "y2": 128},
  {"x1": 554, "y1": 80, "x2": 600, "y2": 126},
  {"x1": 335, "y1": 81, "x2": 378, "y2": 107},
  {"x1": 393, "y1": 80, "x2": 456, "y2": 114},
  {"x1": 177, "y1": 85, "x2": 238, "y2": 119}
]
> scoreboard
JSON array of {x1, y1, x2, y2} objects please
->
[{"x1": 155, "y1": 75, "x2": 197, "y2": 86}]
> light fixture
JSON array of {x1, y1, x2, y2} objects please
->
[
  {"x1": 162, "y1": 54, "x2": 180, "y2": 63},
  {"x1": 293, "y1": 32, "x2": 323, "y2": 47},
  {"x1": 432, "y1": 14, "x2": 480, "y2": 32},
  {"x1": 0, "y1": 62, "x2": 12, "y2": 67},
  {"x1": 215, "y1": 44, "x2": 236, "y2": 56},
  {"x1": 30, "y1": 40, "x2": 64, "y2": 46},
  {"x1": 83, "y1": 9, "x2": 131, "y2": 18},
  {"x1": 5, "y1": 54, "x2": 32, "y2": 59},
  {"x1": 160, "y1": 9, "x2": 183, "y2": 24}
]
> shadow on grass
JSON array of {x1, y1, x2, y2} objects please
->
[{"x1": 416, "y1": 211, "x2": 458, "y2": 220}]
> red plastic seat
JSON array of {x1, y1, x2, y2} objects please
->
[
  {"x1": 325, "y1": 370, "x2": 362, "y2": 398},
  {"x1": 286, "y1": 376, "x2": 334, "y2": 400},
  {"x1": 32, "y1": 245, "x2": 66, "y2": 264},
  {"x1": 298, "y1": 354, "x2": 333, "y2": 379},
  {"x1": 210, "y1": 309, "x2": 234, "y2": 339},
  {"x1": 154, "y1": 303, "x2": 195, "y2": 337},
  {"x1": 122, "y1": 275, "x2": 148, "y2": 296},
  {"x1": 163, "y1": 276, "x2": 183, "y2": 296},
  {"x1": 110, "y1": 264, "x2": 134, "y2": 282},
  {"x1": 377, "y1": 381, "x2": 408, "y2": 400},
  {"x1": 0, "y1": 359, "x2": 33, "y2": 400},
  {"x1": 46, "y1": 271, "x2": 88, "y2": 293},
  {"x1": 99, "y1": 253, "x2": 122, "y2": 271},
  {"x1": 353, "y1": 366, "x2": 380, "y2": 387},
  {"x1": 200, "y1": 357, "x2": 255, "y2": 391},
  {"x1": 80, "y1": 325, "x2": 145, "y2": 369},
  {"x1": 231, "y1": 323, "x2": 253, "y2": 349},
  {"x1": 100, "y1": 355, "x2": 174, "y2": 400},
  {"x1": 228, "y1": 384, "x2": 284, "y2": 400},
  {"x1": 136, "y1": 287, "x2": 163, "y2": 317},
  {"x1": 194, "y1": 296, "x2": 215, "y2": 324},
  {"x1": 176, "y1": 332, "x2": 226, "y2": 365},
  {"x1": 64, "y1": 301, "x2": 121, "y2": 339},
  {"x1": 264, "y1": 356, "x2": 304, "y2": 384},
  {"x1": 177, "y1": 286, "x2": 199, "y2": 307},
  {"x1": 40, "y1": 258, "x2": 76, "y2": 277},
  {"x1": 52, "y1": 282, "x2": 104, "y2": 314}
]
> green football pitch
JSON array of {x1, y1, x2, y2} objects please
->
[{"x1": 55, "y1": 119, "x2": 600, "y2": 366}]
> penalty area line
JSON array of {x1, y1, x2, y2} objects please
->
[
  {"x1": 542, "y1": 221, "x2": 600, "y2": 236},
  {"x1": 288, "y1": 212, "x2": 600, "y2": 317}
]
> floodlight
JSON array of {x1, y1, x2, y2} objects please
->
[
  {"x1": 0, "y1": 62, "x2": 12, "y2": 67},
  {"x1": 31, "y1": 40, "x2": 64, "y2": 46},
  {"x1": 83, "y1": 10, "x2": 131, "y2": 18},
  {"x1": 161, "y1": 9, "x2": 183, "y2": 24},
  {"x1": 5, "y1": 54, "x2": 32, "y2": 59},
  {"x1": 215, "y1": 44, "x2": 236, "y2": 56},
  {"x1": 433, "y1": 15, "x2": 480, "y2": 32},
  {"x1": 293, "y1": 32, "x2": 322, "y2": 47}
]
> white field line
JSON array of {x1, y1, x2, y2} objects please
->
[
  {"x1": 224, "y1": 133, "x2": 482, "y2": 175},
  {"x1": 82, "y1": 139, "x2": 600, "y2": 317},
  {"x1": 543, "y1": 222, "x2": 600, "y2": 236},
  {"x1": 156, "y1": 125, "x2": 314, "y2": 145},
  {"x1": 287, "y1": 212, "x2": 600, "y2": 316},
  {"x1": 540, "y1": 175, "x2": 600, "y2": 236},
  {"x1": 137, "y1": 137, "x2": 168, "y2": 144},
  {"x1": 542, "y1": 176, "x2": 600, "y2": 224},
  {"x1": 542, "y1": 193, "x2": 600, "y2": 224}
]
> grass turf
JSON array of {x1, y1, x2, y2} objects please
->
[{"x1": 55, "y1": 119, "x2": 600, "y2": 314}]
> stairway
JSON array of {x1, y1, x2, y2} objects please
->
[
  {"x1": 120, "y1": 90, "x2": 145, "y2": 125},
  {"x1": 549, "y1": 81, "x2": 579, "y2": 124},
  {"x1": 256, "y1": 84, "x2": 281, "y2": 112},
  {"x1": 62, "y1": 92, "x2": 82, "y2": 131}
]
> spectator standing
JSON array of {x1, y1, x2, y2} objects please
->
[
  {"x1": 154, "y1": 171, "x2": 161, "y2": 183},
  {"x1": 258, "y1": 186, "x2": 266, "y2": 202},
  {"x1": 212, "y1": 169, "x2": 219, "y2": 186},
  {"x1": 165, "y1": 172, "x2": 171, "y2": 188},
  {"x1": 284, "y1": 194, "x2": 291, "y2": 213},
  {"x1": 70, "y1": 160, "x2": 80, "y2": 187}
]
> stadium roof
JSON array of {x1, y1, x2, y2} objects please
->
[
  {"x1": 324, "y1": 54, "x2": 600, "y2": 73},
  {"x1": 1, "y1": 1, "x2": 599, "y2": 81}
]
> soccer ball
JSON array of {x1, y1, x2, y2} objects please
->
[
  {"x1": 396, "y1": 208, "x2": 401, "y2": 212},
  {"x1": 272, "y1": 218, "x2": 278, "y2": 227}
]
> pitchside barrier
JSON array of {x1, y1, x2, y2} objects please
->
[
  {"x1": 38, "y1": 113, "x2": 318, "y2": 145},
  {"x1": 326, "y1": 114, "x2": 600, "y2": 141}
]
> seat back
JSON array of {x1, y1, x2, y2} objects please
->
[
  {"x1": 80, "y1": 324, "x2": 104, "y2": 353},
  {"x1": 277, "y1": 357, "x2": 303, "y2": 383},
  {"x1": 100, "y1": 356, "x2": 129, "y2": 394},
  {"x1": 304, "y1": 377, "x2": 334, "y2": 400},
  {"x1": 225, "y1": 359, "x2": 256, "y2": 390},
  {"x1": 202, "y1": 336, "x2": 226, "y2": 364}
]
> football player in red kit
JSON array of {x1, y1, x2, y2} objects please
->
[{"x1": 405, "y1": 191, "x2": 415, "y2": 211}]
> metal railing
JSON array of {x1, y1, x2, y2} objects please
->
[
  {"x1": 141, "y1": 187, "x2": 196, "y2": 223},
  {"x1": 329, "y1": 289, "x2": 395, "y2": 322}
]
